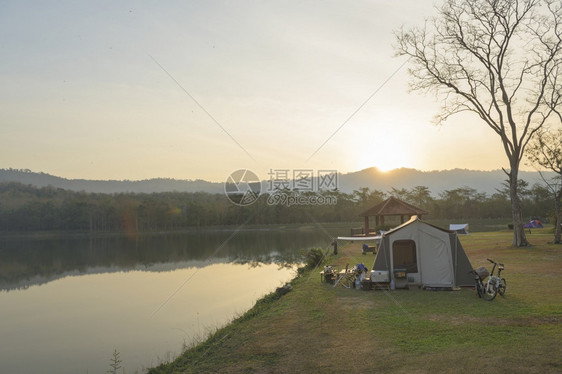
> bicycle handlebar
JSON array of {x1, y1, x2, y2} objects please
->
[{"x1": 487, "y1": 258, "x2": 505, "y2": 270}]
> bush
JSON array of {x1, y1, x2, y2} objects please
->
[
  {"x1": 295, "y1": 247, "x2": 327, "y2": 276},
  {"x1": 304, "y1": 247, "x2": 325, "y2": 269}
]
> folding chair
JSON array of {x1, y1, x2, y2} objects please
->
[{"x1": 334, "y1": 264, "x2": 355, "y2": 288}]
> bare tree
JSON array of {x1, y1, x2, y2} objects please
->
[
  {"x1": 527, "y1": 127, "x2": 562, "y2": 243},
  {"x1": 395, "y1": 0, "x2": 562, "y2": 246}
]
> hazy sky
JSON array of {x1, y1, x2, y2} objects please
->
[{"x1": 1, "y1": 0, "x2": 517, "y2": 182}]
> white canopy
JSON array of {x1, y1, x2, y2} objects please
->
[
  {"x1": 449, "y1": 224, "x2": 469, "y2": 234},
  {"x1": 337, "y1": 236, "x2": 381, "y2": 241}
]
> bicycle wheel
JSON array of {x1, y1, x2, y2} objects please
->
[
  {"x1": 475, "y1": 282, "x2": 484, "y2": 298},
  {"x1": 482, "y1": 282, "x2": 497, "y2": 301},
  {"x1": 498, "y1": 278, "x2": 507, "y2": 296}
]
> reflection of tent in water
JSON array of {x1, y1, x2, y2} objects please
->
[
  {"x1": 524, "y1": 219, "x2": 543, "y2": 228},
  {"x1": 371, "y1": 216, "x2": 474, "y2": 288},
  {"x1": 449, "y1": 223, "x2": 469, "y2": 235}
]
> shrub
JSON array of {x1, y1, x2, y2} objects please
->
[{"x1": 304, "y1": 247, "x2": 325, "y2": 269}]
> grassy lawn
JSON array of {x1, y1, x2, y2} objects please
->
[{"x1": 149, "y1": 230, "x2": 562, "y2": 373}]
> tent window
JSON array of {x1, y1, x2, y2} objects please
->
[{"x1": 392, "y1": 240, "x2": 418, "y2": 273}]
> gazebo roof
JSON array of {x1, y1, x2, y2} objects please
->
[{"x1": 359, "y1": 196, "x2": 428, "y2": 217}]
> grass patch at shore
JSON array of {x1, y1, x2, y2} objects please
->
[{"x1": 149, "y1": 232, "x2": 562, "y2": 373}]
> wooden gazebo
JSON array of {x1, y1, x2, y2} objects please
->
[{"x1": 359, "y1": 196, "x2": 428, "y2": 235}]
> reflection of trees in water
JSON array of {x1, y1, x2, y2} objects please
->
[{"x1": 0, "y1": 229, "x2": 334, "y2": 291}]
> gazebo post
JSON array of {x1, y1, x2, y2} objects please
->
[{"x1": 364, "y1": 216, "x2": 369, "y2": 235}]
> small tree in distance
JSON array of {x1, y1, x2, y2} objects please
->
[
  {"x1": 107, "y1": 349, "x2": 122, "y2": 374},
  {"x1": 527, "y1": 127, "x2": 562, "y2": 243},
  {"x1": 395, "y1": 0, "x2": 562, "y2": 247}
]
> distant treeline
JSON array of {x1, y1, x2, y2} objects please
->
[{"x1": 0, "y1": 182, "x2": 554, "y2": 232}]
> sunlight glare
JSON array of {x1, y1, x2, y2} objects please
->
[{"x1": 354, "y1": 140, "x2": 414, "y2": 172}]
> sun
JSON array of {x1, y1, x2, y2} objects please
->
[
  {"x1": 354, "y1": 144, "x2": 414, "y2": 172},
  {"x1": 377, "y1": 161, "x2": 404, "y2": 172}
]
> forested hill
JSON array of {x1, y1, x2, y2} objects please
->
[
  {"x1": 0, "y1": 168, "x2": 554, "y2": 196},
  {"x1": 339, "y1": 167, "x2": 556, "y2": 196},
  {"x1": 0, "y1": 173, "x2": 554, "y2": 232},
  {"x1": 0, "y1": 169, "x2": 224, "y2": 194}
]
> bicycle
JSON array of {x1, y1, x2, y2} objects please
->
[
  {"x1": 487, "y1": 258, "x2": 506, "y2": 299},
  {"x1": 470, "y1": 258, "x2": 506, "y2": 301}
]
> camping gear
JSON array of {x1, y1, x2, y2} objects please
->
[
  {"x1": 371, "y1": 270, "x2": 390, "y2": 283},
  {"x1": 354, "y1": 263, "x2": 368, "y2": 273},
  {"x1": 371, "y1": 216, "x2": 474, "y2": 288},
  {"x1": 524, "y1": 219, "x2": 543, "y2": 228},
  {"x1": 393, "y1": 268, "x2": 408, "y2": 289},
  {"x1": 474, "y1": 266, "x2": 489, "y2": 281},
  {"x1": 471, "y1": 259, "x2": 506, "y2": 301},
  {"x1": 322, "y1": 266, "x2": 337, "y2": 284},
  {"x1": 362, "y1": 243, "x2": 377, "y2": 254},
  {"x1": 336, "y1": 236, "x2": 380, "y2": 241},
  {"x1": 370, "y1": 270, "x2": 389, "y2": 283},
  {"x1": 335, "y1": 271, "x2": 355, "y2": 289}
]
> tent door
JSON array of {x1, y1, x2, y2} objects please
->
[
  {"x1": 392, "y1": 239, "x2": 418, "y2": 284},
  {"x1": 419, "y1": 231, "x2": 454, "y2": 287}
]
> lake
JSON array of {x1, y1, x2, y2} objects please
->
[{"x1": 0, "y1": 226, "x2": 344, "y2": 373}]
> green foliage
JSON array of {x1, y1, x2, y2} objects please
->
[
  {"x1": 304, "y1": 247, "x2": 325, "y2": 269},
  {"x1": 0, "y1": 182, "x2": 555, "y2": 233},
  {"x1": 296, "y1": 247, "x2": 326, "y2": 276}
]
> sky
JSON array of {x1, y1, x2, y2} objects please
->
[{"x1": 0, "y1": 0, "x2": 520, "y2": 182}]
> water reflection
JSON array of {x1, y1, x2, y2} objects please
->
[
  {"x1": 0, "y1": 228, "x2": 333, "y2": 291},
  {"x1": 0, "y1": 226, "x2": 341, "y2": 373},
  {"x1": 0, "y1": 261, "x2": 297, "y2": 374}
]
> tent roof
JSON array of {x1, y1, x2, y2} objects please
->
[
  {"x1": 383, "y1": 215, "x2": 451, "y2": 236},
  {"x1": 359, "y1": 196, "x2": 428, "y2": 217}
]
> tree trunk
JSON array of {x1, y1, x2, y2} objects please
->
[
  {"x1": 554, "y1": 191, "x2": 561, "y2": 244},
  {"x1": 509, "y1": 169, "x2": 530, "y2": 247}
]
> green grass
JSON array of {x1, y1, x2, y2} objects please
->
[{"x1": 149, "y1": 232, "x2": 562, "y2": 373}]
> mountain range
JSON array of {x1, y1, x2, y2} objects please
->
[{"x1": 0, "y1": 167, "x2": 554, "y2": 197}]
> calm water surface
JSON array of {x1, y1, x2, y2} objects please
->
[{"x1": 0, "y1": 227, "x2": 342, "y2": 373}]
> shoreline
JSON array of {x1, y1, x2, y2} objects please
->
[
  {"x1": 0, "y1": 222, "x2": 359, "y2": 240},
  {"x1": 147, "y1": 235, "x2": 562, "y2": 373}
]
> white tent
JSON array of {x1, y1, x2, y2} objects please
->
[
  {"x1": 449, "y1": 223, "x2": 469, "y2": 235},
  {"x1": 371, "y1": 216, "x2": 474, "y2": 288}
]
